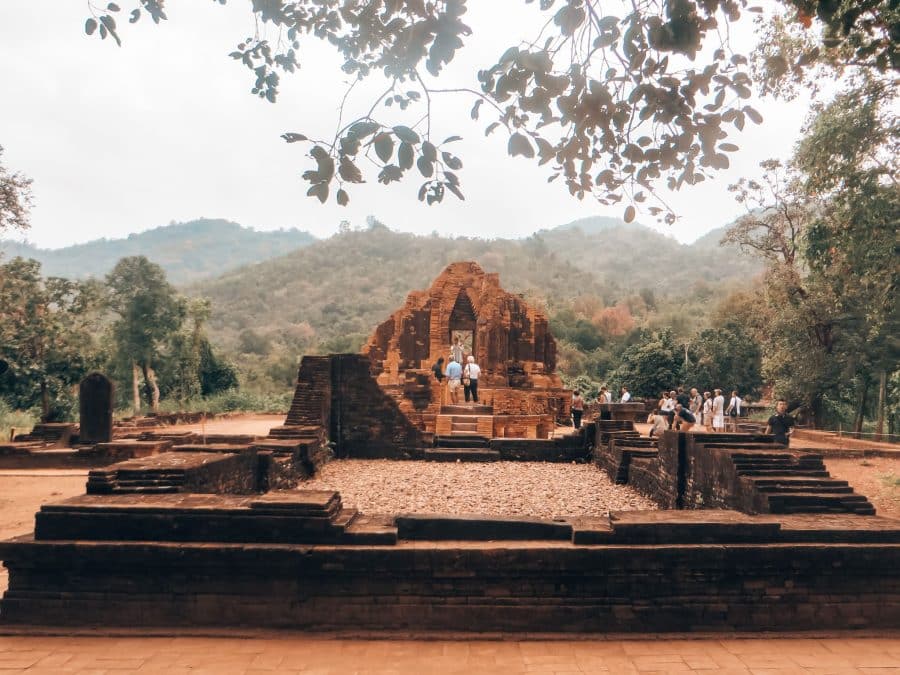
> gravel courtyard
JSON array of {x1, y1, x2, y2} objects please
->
[{"x1": 301, "y1": 459, "x2": 657, "y2": 517}]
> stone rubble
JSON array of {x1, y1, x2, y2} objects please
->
[{"x1": 301, "y1": 459, "x2": 656, "y2": 517}]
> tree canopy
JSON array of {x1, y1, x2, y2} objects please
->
[
  {"x1": 0, "y1": 145, "x2": 32, "y2": 234},
  {"x1": 78, "y1": 0, "x2": 899, "y2": 221}
]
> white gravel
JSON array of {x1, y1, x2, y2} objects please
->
[{"x1": 301, "y1": 459, "x2": 657, "y2": 517}]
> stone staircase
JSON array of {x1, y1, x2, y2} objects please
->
[
  {"x1": 86, "y1": 451, "x2": 257, "y2": 495},
  {"x1": 732, "y1": 450, "x2": 876, "y2": 515},
  {"x1": 604, "y1": 438, "x2": 659, "y2": 484},
  {"x1": 427, "y1": 432, "x2": 499, "y2": 462}
]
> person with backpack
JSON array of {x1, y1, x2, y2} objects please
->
[
  {"x1": 571, "y1": 391, "x2": 585, "y2": 429},
  {"x1": 726, "y1": 390, "x2": 742, "y2": 431}
]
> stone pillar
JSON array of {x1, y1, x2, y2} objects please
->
[{"x1": 79, "y1": 372, "x2": 114, "y2": 444}]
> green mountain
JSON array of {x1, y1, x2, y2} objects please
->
[
  {"x1": 0, "y1": 218, "x2": 316, "y2": 284},
  {"x1": 193, "y1": 221, "x2": 763, "y2": 357},
  {"x1": 538, "y1": 219, "x2": 760, "y2": 293}
]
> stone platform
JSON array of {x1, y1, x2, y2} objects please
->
[{"x1": 2, "y1": 504, "x2": 900, "y2": 632}]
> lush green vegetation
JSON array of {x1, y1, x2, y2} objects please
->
[{"x1": 0, "y1": 255, "x2": 239, "y2": 421}]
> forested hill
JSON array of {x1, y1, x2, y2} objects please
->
[
  {"x1": 193, "y1": 220, "x2": 762, "y2": 356},
  {"x1": 539, "y1": 218, "x2": 760, "y2": 292},
  {"x1": 0, "y1": 218, "x2": 315, "y2": 284}
]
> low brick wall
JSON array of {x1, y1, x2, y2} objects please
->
[
  {"x1": 490, "y1": 432, "x2": 591, "y2": 461},
  {"x1": 2, "y1": 538, "x2": 898, "y2": 631}
]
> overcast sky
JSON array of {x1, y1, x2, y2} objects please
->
[{"x1": 1, "y1": 2, "x2": 814, "y2": 249}]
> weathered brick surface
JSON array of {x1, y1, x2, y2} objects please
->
[{"x1": 2, "y1": 537, "x2": 898, "y2": 631}]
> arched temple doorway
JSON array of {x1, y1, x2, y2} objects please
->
[{"x1": 449, "y1": 288, "x2": 476, "y2": 358}]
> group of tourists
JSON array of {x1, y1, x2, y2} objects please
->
[
  {"x1": 647, "y1": 387, "x2": 744, "y2": 435},
  {"x1": 570, "y1": 386, "x2": 631, "y2": 429},
  {"x1": 431, "y1": 337, "x2": 481, "y2": 405},
  {"x1": 572, "y1": 384, "x2": 797, "y2": 446}
]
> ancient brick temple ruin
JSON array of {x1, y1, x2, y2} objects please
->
[{"x1": 362, "y1": 261, "x2": 571, "y2": 438}]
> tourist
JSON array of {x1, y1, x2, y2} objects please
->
[
  {"x1": 648, "y1": 408, "x2": 668, "y2": 438},
  {"x1": 445, "y1": 356, "x2": 462, "y2": 405},
  {"x1": 712, "y1": 388, "x2": 726, "y2": 432},
  {"x1": 599, "y1": 385, "x2": 612, "y2": 403},
  {"x1": 431, "y1": 357, "x2": 445, "y2": 383},
  {"x1": 571, "y1": 391, "x2": 585, "y2": 429},
  {"x1": 463, "y1": 355, "x2": 481, "y2": 404},
  {"x1": 726, "y1": 390, "x2": 742, "y2": 432},
  {"x1": 660, "y1": 391, "x2": 676, "y2": 429},
  {"x1": 674, "y1": 403, "x2": 696, "y2": 432},
  {"x1": 702, "y1": 391, "x2": 713, "y2": 431},
  {"x1": 450, "y1": 336, "x2": 465, "y2": 365},
  {"x1": 620, "y1": 386, "x2": 631, "y2": 403},
  {"x1": 676, "y1": 386, "x2": 691, "y2": 409},
  {"x1": 690, "y1": 387, "x2": 703, "y2": 416},
  {"x1": 765, "y1": 399, "x2": 795, "y2": 446}
]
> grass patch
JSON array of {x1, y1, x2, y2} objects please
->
[
  {"x1": 879, "y1": 474, "x2": 900, "y2": 488},
  {"x1": 0, "y1": 402, "x2": 39, "y2": 442},
  {"x1": 155, "y1": 389, "x2": 292, "y2": 415}
]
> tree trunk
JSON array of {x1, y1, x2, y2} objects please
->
[
  {"x1": 875, "y1": 370, "x2": 887, "y2": 441},
  {"x1": 853, "y1": 377, "x2": 870, "y2": 435},
  {"x1": 141, "y1": 363, "x2": 160, "y2": 413},
  {"x1": 809, "y1": 394, "x2": 824, "y2": 430},
  {"x1": 40, "y1": 379, "x2": 49, "y2": 423},
  {"x1": 131, "y1": 363, "x2": 141, "y2": 414}
]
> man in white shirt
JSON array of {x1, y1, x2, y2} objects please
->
[
  {"x1": 712, "y1": 388, "x2": 726, "y2": 432},
  {"x1": 620, "y1": 386, "x2": 631, "y2": 403},
  {"x1": 463, "y1": 355, "x2": 481, "y2": 403},
  {"x1": 726, "y1": 390, "x2": 742, "y2": 431}
]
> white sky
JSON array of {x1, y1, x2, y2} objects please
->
[{"x1": 1, "y1": 2, "x2": 813, "y2": 249}]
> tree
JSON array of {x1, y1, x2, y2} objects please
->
[
  {"x1": 0, "y1": 146, "x2": 33, "y2": 234},
  {"x1": 685, "y1": 323, "x2": 763, "y2": 397},
  {"x1": 76, "y1": 0, "x2": 895, "y2": 221},
  {"x1": 0, "y1": 258, "x2": 102, "y2": 421},
  {"x1": 724, "y1": 78, "x2": 898, "y2": 427},
  {"x1": 106, "y1": 256, "x2": 186, "y2": 413},
  {"x1": 611, "y1": 328, "x2": 682, "y2": 397}
]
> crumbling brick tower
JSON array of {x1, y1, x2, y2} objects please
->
[{"x1": 362, "y1": 261, "x2": 571, "y2": 438}]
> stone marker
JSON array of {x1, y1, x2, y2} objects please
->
[{"x1": 79, "y1": 372, "x2": 114, "y2": 444}]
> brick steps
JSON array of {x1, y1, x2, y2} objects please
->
[
  {"x1": 435, "y1": 434, "x2": 489, "y2": 449},
  {"x1": 440, "y1": 405, "x2": 493, "y2": 416},
  {"x1": 727, "y1": 448, "x2": 875, "y2": 516},
  {"x1": 750, "y1": 475, "x2": 850, "y2": 487},
  {"x1": 424, "y1": 448, "x2": 501, "y2": 462},
  {"x1": 737, "y1": 469, "x2": 830, "y2": 477}
]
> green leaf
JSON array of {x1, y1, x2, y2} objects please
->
[
  {"x1": 443, "y1": 135, "x2": 463, "y2": 144},
  {"x1": 398, "y1": 142, "x2": 414, "y2": 170},
  {"x1": 417, "y1": 156, "x2": 434, "y2": 178},
  {"x1": 624, "y1": 205, "x2": 636, "y2": 223},
  {"x1": 349, "y1": 121, "x2": 379, "y2": 138},
  {"x1": 338, "y1": 156, "x2": 363, "y2": 183},
  {"x1": 446, "y1": 182, "x2": 465, "y2": 201},
  {"x1": 85, "y1": 18, "x2": 98, "y2": 35},
  {"x1": 336, "y1": 189, "x2": 349, "y2": 206},
  {"x1": 373, "y1": 133, "x2": 394, "y2": 163},
  {"x1": 719, "y1": 143, "x2": 739, "y2": 152},
  {"x1": 508, "y1": 132, "x2": 534, "y2": 158},
  {"x1": 281, "y1": 132, "x2": 308, "y2": 143},
  {"x1": 421, "y1": 141, "x2": 437, "y2": 162},
  {"x1": 743, "y1": 106, "x2": 763, "y2": 124},
  {"x1": 392, "y1": 125, "x2": 420, "y2": 144},
  {"x1": 442, "y1": 151, "x2": 463, "y2": 170},
  {"x1": 107, "y1": 2, "x2": 120, "y2": 11},
  {"x1": 307, "y1": 183, "x2": 328, "y2": 204}
]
